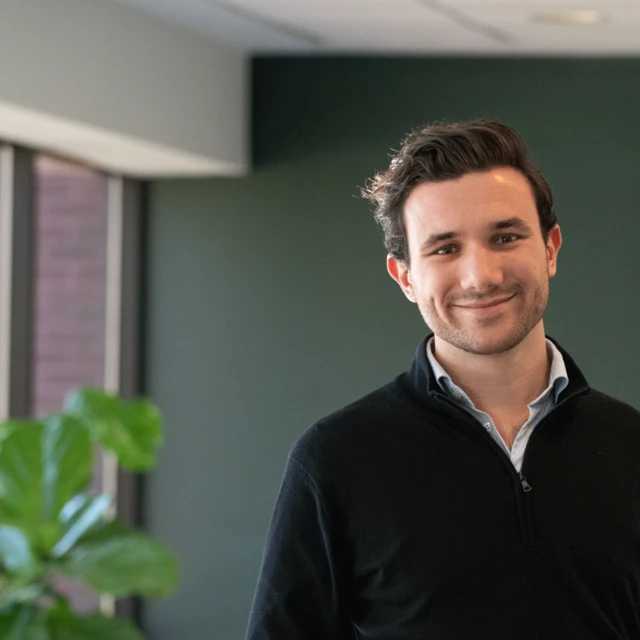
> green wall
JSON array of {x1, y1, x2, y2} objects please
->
[{"x1": 142, "y1": 58, "x2": 640, "y2": 639}]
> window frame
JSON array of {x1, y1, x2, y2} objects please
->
[{"x1": 0, "y1": 142, "x2": 147, "y2": 623}]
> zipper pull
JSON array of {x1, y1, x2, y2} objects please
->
[{"x1": 519, "y1": 473, "x2": 532, "y2": 493}]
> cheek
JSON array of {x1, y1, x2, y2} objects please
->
[
  {"x1": 415, "y1": 269, "x2": 451, "y2": 307},
  {"x1": 511, "y1": 253, "x2": 546, "y2": 281}
]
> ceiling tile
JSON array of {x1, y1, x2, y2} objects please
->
[{"x1": 107, "y1": 0, "x2": 640, "y2": 54}]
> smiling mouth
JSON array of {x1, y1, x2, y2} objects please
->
[{"x1": 456, "y1": 294, "x2": 515, "y2": 310}]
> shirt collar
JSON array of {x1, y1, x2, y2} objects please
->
[
  {"x1": 425, "y1": 336, "x2": 569, "y2": 406},
  {"x1": 396, "y1": 334, "x2": 589, "y2": 414}
]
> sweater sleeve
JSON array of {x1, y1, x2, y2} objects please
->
[{"x1": 245, "y1": 455, "x2": 351, "y2": 639}]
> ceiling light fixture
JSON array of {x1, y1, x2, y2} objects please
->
[{"x1": 531, "y1": 10, "x2": 607, "y2": 25}]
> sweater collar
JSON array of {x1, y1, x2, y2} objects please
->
[
  {"x1": 403, "y1": 333, "x2": 589, "y2": 406},
  {"x1": 426, "y1": 336, "x2": 569, "y2": 405}
]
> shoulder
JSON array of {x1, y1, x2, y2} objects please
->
[
  {"x1": 581, "y1": 388, "x2": 640, "y2": 421},
  {"x1": 576, "y1": 388, "x2": 640, "y2": 440},
  {"x1": 288, "y1": 380, "x2": 407, "y2": 476}
]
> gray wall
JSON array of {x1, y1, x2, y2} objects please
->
[{"x1": 142, "y1": 58, "x2": 640, "y2": 639}]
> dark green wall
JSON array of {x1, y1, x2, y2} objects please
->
[{"x1": 142, "y1": 58, "x2": 640, "y2": 639}]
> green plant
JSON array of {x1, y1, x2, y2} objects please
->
[{"x1": 0, "y1": 388, "x2": 178, "y2": 639}]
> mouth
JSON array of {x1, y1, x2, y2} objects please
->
[{"x1": 454, "y1": 294, "x2": 516, "y2": 313}]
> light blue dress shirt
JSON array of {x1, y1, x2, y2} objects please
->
[{"x1": 426, "y1": 337, "x2": 569, "y2": 472}]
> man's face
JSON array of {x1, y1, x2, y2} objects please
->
[{"x1": 387, "y1": 167, "x2": 562, "y2": 356}]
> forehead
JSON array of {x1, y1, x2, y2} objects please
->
[{"x1": 403, "y1": 168, "x2": 538, "y2": 236}]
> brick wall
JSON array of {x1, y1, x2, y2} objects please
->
[
  {"x1": 32, "y1": 154, "x2": 108, "y2": 613},
  {"x1": 32, "y1": 155, "x2": 107, "y2": 417}
]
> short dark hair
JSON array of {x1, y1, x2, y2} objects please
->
[{"x1": 362, "y1": 120, "x2": 557, "y2": 264}]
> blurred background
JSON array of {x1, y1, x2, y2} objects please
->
[{"x1": 1, "y1": 0, "x2": 639, "y2": 638}]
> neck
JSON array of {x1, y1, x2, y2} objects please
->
[{"x1": 433, "y1": 323, "x2": 551, "y2": 422}]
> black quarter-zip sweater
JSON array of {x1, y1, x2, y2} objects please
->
[{"x1": 246, "y1": 336, "x2": 640, "y2": 639}]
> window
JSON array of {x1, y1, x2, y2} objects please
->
[
  {"x1": 0, "y1": 143, "x2": 145, "y2": 619},
  {"x1": 32, "y1": 155, "x2": 108, "y2": 417},
  {"x1": 32, "y1": 154, "x2": 110, "y2": 612}
]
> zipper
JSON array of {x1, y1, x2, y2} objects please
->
[
  {"x1": 430, "y1": 385, "x2": 589, "y2": 546},
  {"x1": 519, "y1": 473, "x2": 532, "y2": 492}
]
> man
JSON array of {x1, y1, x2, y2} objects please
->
[{"x1": 246, "y1": 120, "x2": 640, "y2": 639}]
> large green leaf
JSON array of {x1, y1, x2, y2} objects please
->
[
  {"x1": 59, "y1": 495, "x2": 90, "y2": 524},
  {"x1": 42, "y1": 416, "x2": 93, "y2": 523},
  {"x1": 0, "y1": 525, "x2": 40, "y2": 579},
  {"x1": 52, "y1": 494, "x2": 111, "y2": 558},
  {"x1": 0, "y1": 611, "x2": 18, "y2": 635},
  {"x1": 0, "y1": 607, "x2": 50, "y2": 640},
  {"x1": 0, "y1": 420, "x2": 22, "y2": 444},
  {"x1": 45, "y1": 609, "x2": 144, "y2": 640},
  {"x1": 59, "y1": 531, "x2": 178, "y2": 598},
  {"x1": 63, "y1": 389, "x2": 162, "y2": 471},
  {"x1": 0, "y1": 584, "x2": 45, "y2": 610},
  {"x1": 0, "y1": 422, "x2": 44, "y2": 520},
  {"x1": 73, "y1": 519, "x2": 131, "y2": 546}
]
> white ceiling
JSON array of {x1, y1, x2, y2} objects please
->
[{"x1": 111, "y1": 0, "x2": 640, "y2": 55}]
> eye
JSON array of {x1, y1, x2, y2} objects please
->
[
  {"x1": 434, "y1": 245, "x2": 458, "y2": 256},
  {"x1": 495, "y1": 234, "x2": 521, "y2": 245}
]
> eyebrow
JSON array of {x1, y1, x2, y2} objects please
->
[{"x1": 419, "y1": 217, "x2": 535, "y2": 252}]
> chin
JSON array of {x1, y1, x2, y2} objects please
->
[
  {"x1": 467, "y1": 337, "x2": 521, "y2": 356},
  {"x1": 440, "y1": 325, "x2": 529, "y2": 356}
]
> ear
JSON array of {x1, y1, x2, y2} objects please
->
[
  {"x1": 545, "y1": 224, "x2": 562, "y2": 278},
  {"x1": 387, "y1": 255, "x2": 417, "y2": 303}
]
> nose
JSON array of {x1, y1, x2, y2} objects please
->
[{"x1": 458, "y1": 245, "x2": 505, "y2": 293}]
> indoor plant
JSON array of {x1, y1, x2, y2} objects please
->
[{"x1": 0, "y1": 388, "x2": 178, "y2": 638}]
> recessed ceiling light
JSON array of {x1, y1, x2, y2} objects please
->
[{"x1": 531, "y1": 10, "x2": 607, "y2": 25}]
